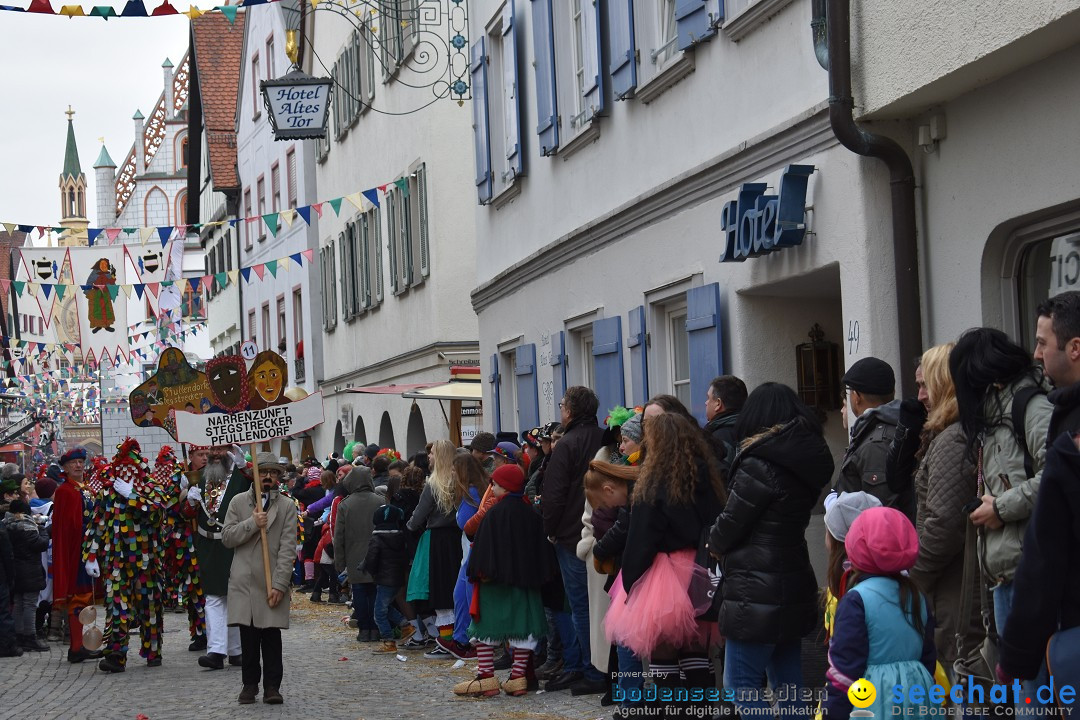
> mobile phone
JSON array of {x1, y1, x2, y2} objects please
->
[{"x1": 961, "y1": 498, "x2": 981, "y2": 515}]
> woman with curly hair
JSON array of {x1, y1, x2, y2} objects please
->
[{"x1": 604, "y1": 413, "x2": 726, "y2": 715}]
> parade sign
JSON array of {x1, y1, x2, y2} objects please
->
[{"x1": 174, "y1": 391, "x2": 324, "y2": 445}]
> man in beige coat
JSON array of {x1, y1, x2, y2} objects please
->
[{"x1": 222, "y1": 452, "x2": 297, "y2": 705}]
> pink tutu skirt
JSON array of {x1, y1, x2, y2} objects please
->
[{"x1": 604, "y1": 548, "x2": 715, "y2": 657}]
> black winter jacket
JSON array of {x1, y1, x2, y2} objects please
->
[
  {"x1": 541, "y1": 415, "x2": 605, "y2": 550},
  {"x1": 360, "y1": 529, "x2": 410, "y2": 588},
  {"x1": 621, "y1": 461, "x2": 724, "y2": 593},
  {"x1": 705, "y1": 412, "x2": 739, "y2": 476},
  {"x1": 709, "y1": 417, "x2": 834, "y2": 643},
  {"x1": 2, "y1": 514, "x2": 49, "y2": 593},
  {"x1": 1047, "y1": 380, "x2": 1080, "y2": 444},
  {"x1": 0, "y1": 523, "x2": 12, "y2": 588}
]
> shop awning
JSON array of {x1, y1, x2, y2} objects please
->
[
  {"x1": 402, "y1": 381, "x2": 483, "y2": 402},
  {"x1": 0, "y1": 443, "x2": 29, "y2": 452},
  {"x1": 348, "y1": 382, "x2": 440, "y2": 395}
]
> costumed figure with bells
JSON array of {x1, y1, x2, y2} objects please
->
[{"x1": 156, "y1": 445, "x2": 206, "y2": 651}]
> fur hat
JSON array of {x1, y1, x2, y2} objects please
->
[
  {"x1": 846, "y1": 507, "x2": 919, "y2": 575},
  {"x1": 823, "y1": 491, "x2": 881, "y2": 542},
  {"x1": 491, "y1": 464, "x2": 525, "y2": 494}
]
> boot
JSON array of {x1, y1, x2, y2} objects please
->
[
  {"x1": 18, "y1": 633, "x2": 50, "y2": 652},
  {"x1": 0, "y1": 644, "x2": 23, "y2": 658},
  {"x1": 67, "y1": 646, "x2": 102, "y2": 663},
  {"x1": 188, "y1": 635, "x2": 207, "y2": 651},
  {"x1": 198, "y1": 652, "x2": 225, "y2": 670},
  {"x1": 372, "y1": 640, "x2": 398, "y2": 654},
  {"x1": 98, "y1": 653, "x2": 127, "y2": 673},
  {"x1": 238, "y1": 684, "x2": 258, "y2": 704},
  {"x1": 262, "y1": 687, "x2": 283, "y2": 704},
  {"x1": 309, "y1": 589, "x2": 323, "y2": 603},
  {"x1": 327, "y1": 592, "x2": 341, "y2": 604}
]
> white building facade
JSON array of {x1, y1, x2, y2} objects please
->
[
  {"x1": 311, "y1": 0, "x2": 480, "y2": 457},
  {"x1": 235, "y1": 1, "x2": 322, "y2": 397}
]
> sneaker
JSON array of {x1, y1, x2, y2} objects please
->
[
  {"x1": 398, "y1": 624, "x2": 416, "y2": 643},
  {"x1": 372, "y1": 640, "x2": 398, "y2": 654},
  {"x1": 399, "y1": 636, "x2": 427, "y2": 650},
  {"x1": 423, "y1": 644, "x2": 452, "y2": 659},
  {"x1": 435, "y1": 637, "x2": 476, "y2": 660}
]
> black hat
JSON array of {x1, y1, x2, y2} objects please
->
[
  {"x1": 8, "y1": 499, "x2": 30, "y2": 515},
  {"x1": 495, "y1": 431, "x2": 521, "y2": 448},
  {"x1": 372, "y1": 503, "x2": 405, "y2": 529},
  {"x1": 467, "y1": 432, "x2": 496, "y2": 453},
  {"x1": 364, "y1": 444, "x2": 380, "y2": 461},
  {"x1": 842, "y1": 357, "x2": 896, "y2": 396}
]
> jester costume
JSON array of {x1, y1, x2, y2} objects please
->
[
  {"x1": 83, "y1": 439, "x2": 169, "y2": 671},
  {"x1": 156, "y1": 446, "x2": 206, "y2": 648}
]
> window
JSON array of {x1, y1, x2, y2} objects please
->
[
  {"x1": 657, "y1": 0, "x2": 679, "y2": 64},
  {"x1": 340, "y1": 225, "x2": 359, "y2": 320},
  {"x1": 292, "y1": 288, "x2": 305, "y2": 382},
  {"x1": 357, "y1": 206, "x2": 383, "y2": 309},
  {"x1": 179, "y1": 136, "x2": 189, "y2": 169},
  {"x1": 271, "y1": 163, "x2": 281, "y2": 213},
  {"x1": 261, "y1": 303, "x2": 271, "y2": 350},
  {"x1": 555, "y1": 0, "x2": 601, "y2": 132},
  {"x1": 243, "y1": 188, "x2": 253, "y2": 250},
  {"x1": 252, "y1": 53, "x2": 261, "y2": 118},
  {"x1": 276, "y1": 295, "x2": 286, "y2": 351},
  {"x1": 569, "y1": 0, "x2": 587, "y2": 123},
  {"x1": 248, "y1": 310, "x2": 256, "y2": 342},
  {"x1": 256, "y1": 175, "x2": 266, "y2": 241},
  {"x1": 668, "y1": 308, "x2": 691, "y2": 407},
  {"x1": 570, "y1": 327, "x2": 595, "y2": 388},
  {"x1": 630, "y1": 0, "x2": 697, "y2": 103},
  {"x1": 380, "y1": 0, "x2": 418, "y2": 79},
  {"x1": 387, "y1": 163, "x2": 430, "y2": 294},
  {"x1": 321, "y1": 241, "x2": 338, "y2": 330},
  {"x1": 1018, "y1": 230, "x2": 1080, "y2": 352},
  {"x1": 474, "y1": 2, "x2": 523, "y2": 204},
  {"x1": 266, "y1": 35, "x2": 275, "y2": 78},
  {"x1": 286, "y1": 148, "x2": 297, "y2": 208},
  {"x1": 363, "y1": 22, "x2": 376, "y2": 104}
]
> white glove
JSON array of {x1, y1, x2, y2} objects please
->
[
  {"x1": 85, "y1": 559, "x2": 100, "y2": 578},
  {"x1": 187, "y1": 486, "x2": 202, "y2": 506},
  {"x1": 113, "y1": 478, "x2": 133, "y2": 499},
  {"x1": 179, "y1": 476, "x2": 190, "y2": 492}
]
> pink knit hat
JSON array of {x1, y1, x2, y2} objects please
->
[{"x1": 845, "y1": 506, "x2": 919, "y2": 575}]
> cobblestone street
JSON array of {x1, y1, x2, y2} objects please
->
[{"x1": 2, "y1": 597, "x2": 608, "y2": 720}]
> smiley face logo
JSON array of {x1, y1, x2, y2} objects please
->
[{"x1": 848, "y1": 678, "x2": 877, "y2": 709}]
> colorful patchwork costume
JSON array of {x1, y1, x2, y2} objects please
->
[
  {"x1": 83, "y1": 438, "x2": 170, "y2": 672},
  {"x1": 157, "y1": 446, "x2": 206, "y2": 647}
]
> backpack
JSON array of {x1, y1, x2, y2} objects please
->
[{"x1": 1010, "y1": 385, "x2": 1048, "y2": 479}]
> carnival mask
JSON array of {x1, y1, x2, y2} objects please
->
[{"x1": 207, "y1": 355, "x2": 249, "y2": 412}]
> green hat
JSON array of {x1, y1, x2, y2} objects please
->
[{"x1": 0, "y1": 477, "x2": 20, "y2": 495}]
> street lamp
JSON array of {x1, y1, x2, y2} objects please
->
[{"x1": 260, "y1": 29, "x2": 333, "y2": 141}]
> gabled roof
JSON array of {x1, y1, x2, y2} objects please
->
[{"x1": 191, "y1": 11, "x2": 246, "y2": 191}]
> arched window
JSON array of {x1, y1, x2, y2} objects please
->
[
  {"x1": 67, "y1": 188, "x2": 75, "y2": 217},
  {"x1": 176, "y1": 191, "x2": 187, "y2": 226},
  {"x1": 180, "y1": 137, "x2": 189, "y2": 169},
  {"x1": 77, "y1": 190, "x2": 84, "y2": 217}
]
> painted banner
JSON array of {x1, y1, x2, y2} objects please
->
[
  {"x1": 69, "y1": 246, "x2": 127, "y2": 364},
  {"x1": 175, "y1": 391, "x2": 324, "y2": 446},
  {"x1": 16, "y1": 247, "x2": 71, "y2": 329}
]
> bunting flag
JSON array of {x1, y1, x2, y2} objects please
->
[{"x1": 0, "y1": 0, "x2": 286, "y2": 18}]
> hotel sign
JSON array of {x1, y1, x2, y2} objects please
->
[{"x1": 719, "y1": 164, "x2": 815, "y2": 263}]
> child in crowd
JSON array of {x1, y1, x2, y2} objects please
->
[
  {"x1": 361, "y1": 504, "x2": 415, "y2": 654},
  {"x1": 3, "y1": 499, "x2": 50, "y2": 651},
  {"x1": 824, "y1": 507, "x2": 937, "y2": 720},
  {"x1": 822, "y1": 491, "x2": 882, "y2": 639},
  {"x1": 455, "y1": 464, "x2": 560, "y2": 697},
  {"x1": 438, "y1": 452, "x2": 487, "y2": 660}
]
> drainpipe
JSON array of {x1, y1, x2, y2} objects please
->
[
  {"x1": 810, "y1": 0, "x2": 828, "y2": 70},
  {"x1": 820, "y1": 0, "x2": 922, "y2": 397}
]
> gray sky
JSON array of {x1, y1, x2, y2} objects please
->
[{"x1": 0, "y1": 10, "x2": 191, "y2": 230}]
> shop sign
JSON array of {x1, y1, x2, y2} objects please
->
[{"x1": 719, "y1": 164, "x2": 815, "y2": 263}]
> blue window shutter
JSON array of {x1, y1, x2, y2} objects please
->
[
  {"x1": 675, "y1": 0, "x2": 717, "y2": 52},
  {"x1": 514, "y1": 343, "x2": 540, "y2": 430},
  {"x1": 489, "y1": 352, "x2": 502, "y2": 434},
  {"x1": 530, "y1": 0, "x2": 560, "y2": 156},
  {"x1": 607, "y1": 0, "x2": 637, "y2": 100},
  {"x1": 627, "y1": 305, "x2": 649, "y2": 407},
  {"x1": 686, "y1": 283, "x2": 724, "y2": 426},
  {"x1": 471, "y1": 37, "x2": 493, "y2": 204},
  {"x1": 550, "y1": 330, "x2": 568, "y2": 407},
  {"x1": 582, "y1": 0, "x2": 604, "y2": 118},
  {"x1": 503, "y1": 0, "x2": 524, "y2": 178},
  {"x1": 591, "y1": 317, "x2": 626, "y2": 423}
]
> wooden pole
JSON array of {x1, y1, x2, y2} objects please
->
[
  {"x1": 249, "y1": 444, "x2": 274, "y2": 602},
  {"x1": 449, "y1": 399, "x2": 462, "y2": 448}
]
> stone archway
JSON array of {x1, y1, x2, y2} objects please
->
[
  {"x1": 333, "y1": 420, "x2": 346, "y2": 454},
  {"x1": 354, "y1": 416, "x2": 367, "y2": 445},
  {"x1": 378, "y1": 411, "x2": 396, "y2": 451},
  {"x1": 405, "y1": 403, "x2": 427, "y2": 457}
]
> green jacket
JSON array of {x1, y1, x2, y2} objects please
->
[
  {"x1": 193, "y1": 466, "x2": 251, "y2": 596},
  {"x1": 979, "y1": 374, "x2": 1053, "y2": 582}
]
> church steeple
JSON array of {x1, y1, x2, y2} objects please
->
[{"x1": 58, "y1": 106, "x2": 89, "y2": 244}]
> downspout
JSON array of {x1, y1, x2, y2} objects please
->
[{"x1": 817, "y1": 0, "x2": 922, "y2": 396}]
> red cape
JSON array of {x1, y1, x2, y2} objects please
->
[{"x1": 51, "y1": 480, "x2": 91, "y2": 601}]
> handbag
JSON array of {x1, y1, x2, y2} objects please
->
[
  {"x1": 953, "y1": 446, "x2": 999, "y2": 685},
  {"x1": 691, "y1": 525, "x2": 722, "y2": 622}
]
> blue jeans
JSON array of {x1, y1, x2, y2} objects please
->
[
  {"x1": 453, "y1": 547, "x2": 473, "y2": 645},
  {"x1": 350, "y1": 582, "x2": 376, "y2": 632},
  {"x1": 374, "y1": 585, "x2": 404, "y2": 639},
  {"x1": 555, "y1": 544, "x2": 604, "y2": 682},
  {"x1": 616, "y1": 644, "x2": 644, "y2": 709},
  {"x1": 723, "y1": 638, "x2": 804, "y2": 717},
  {"x1": 994, "y1": 582, "x2": 1049, "y2": 714}
]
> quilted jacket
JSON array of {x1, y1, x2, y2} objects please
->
[
  {"x1": 909, "y1": 423, "x2": 982, "y2": 668},
  {"x1": 978, "y1": 375, "x2": 1052, "y2": 582}
]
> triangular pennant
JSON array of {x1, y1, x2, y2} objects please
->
[
  {"x1": 188, "y1": 278, "x2": 201, "y2": 293},
  {"x1": 346, "y1": 192, "x2": 366, "y2": 212},
  {"x1": 290, "y1": 252, "x2": 303, "y2": 267},
  {"x1": 394, "y1": 177, "x2": 410, "y2": 197},
  {"x1": 139, "y1": 227, "x2": 155, "y2": 243},
  {"x1": 0, "y1": 279, "x2": 8, "y2": 294},
  {"x1": 302, "y1": 249, "x2": 314, "y2": 262},
  {"x1": 121, "y1": 284, "x2": 133, "y2": 298},
  {"x1": 278, "y1": 256, "x2": 291, "y2": 271},
  {"x1": 362, "y1": 189, "x2": 381, "y2": 208},
  {"x1": 201, "y1": 275, "x2": 214, "y2": 292},
  {"x1": 328, "y1": 198, "x2": 343, "y2": 216},
  {"x1": 107, "y1": 285, "x2": 120, "y2": 301},
  {"x1": 41, "y1": 284, "x2": 51, "y2": 299},
  {"x1": 27, "y1": 0, "x2": 54, "y2": 13},
  {"x1": 279, "y1": 209, "x2": 295, "y2": 228},
  {"x1": 89, "y1": 4, "x2": 117, "y2": 16},
  {"x1": 184, "y1": 3, "x2": 202, "y2": 17},
  {"x1": 296, "y1": 206, "x2": 312, "y2": 225},
  {"x1": 2, "y1": 223, "x2": 15, "y2": 233},
  {"x1": 265, "y1": 260, "x2": 278, "y2": 277},
  {"x1": 151, "y1": 0, "x2": 178, "y2": 14},
  {"x1": 240, "y1": 267, "x2": 251, "y2": 283},
  {"x1": 105, "y1": 228, "x2": 122, "y2": 241},
  {"x1": 54, "y1": 284, "x2": 66, "y2": 301},
  {"x1": 311, "y1": 203, "x2": 324, "y2": 218},
  {"x1": 214, "y1": 272, "x2": 228, "y2": 288},
  {"x1": 87, "y1": 228, "x2": 102, "y2": 245},
  {"x1": 227, "y1": 270, "x2": 239, "y2": 284},
  {"x1": 217, "y1": 4, "x2": 238, "y2": 23},
  {"x1": 146, "y1": 282, "x2": 159, "y2": 296},
  {"x1": 252, "y1": 264, "x2": 266, "y2": 280},
  {"x1": 263, "y1": 213, "x2": 279, "y2": 237},
  {"x1": 134, "y1": 284, "x2": 144, "y2": 300},
  {"x1": 59, "y1": 5, "x2": 86, "y2": 16}
]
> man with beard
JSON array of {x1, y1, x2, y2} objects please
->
[
  {"x1": 51, "y1": 448, "x2": 102, "y2": 663},
  {"x1": 183, "y1": 444, "x2": 249, "y2": 670}
]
